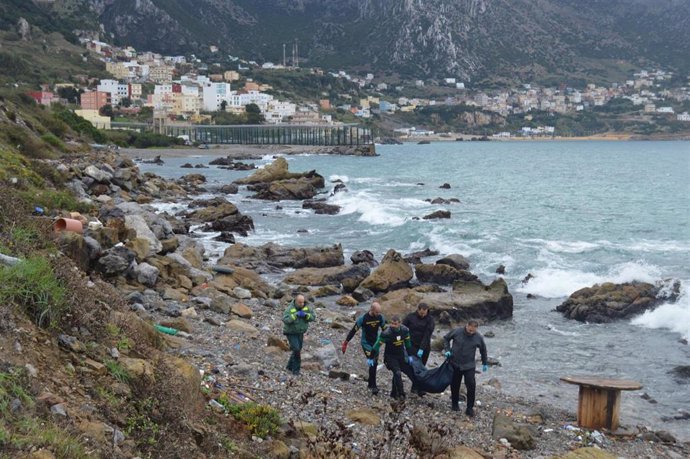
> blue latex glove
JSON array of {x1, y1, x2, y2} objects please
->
[
  {"x1": 482, "y1": 364, "x2": 489, "y2": 372},
  {"x1": 296, "y1": 310, "x2": 306, "y2": 318},
  {"x1": 416, "y1": 349, "x2": 424, "y2": 358},
  {"x1": 444, "y1": 351, "x2": 451, "y2": 358},
  {"x1": 367, "y1": 359, "x2": 375, "y2": 367},
  {"x1": 407, "y1": 356, "x2": 414, "y2": 364}
]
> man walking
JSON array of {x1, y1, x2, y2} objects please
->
[
  {"x1": 282, "y1": 294, "x2": 315, "y2": 376},
  {"x1": 341, "y1": 301, "x2": 386, "y2": 395},
  {"x1": 373, "y1": 315, "x2": 414, "y2": 400},
  {"x1": 443, "y1": 319, "x2": 488, "y2": 417},
  {"x1": 403, "y1": 302, "x2": 435, "y2": 365}
]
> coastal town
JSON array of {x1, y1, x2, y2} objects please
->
[
  {"x1": 2, "y1": 5, "x2": 690, "y2": 459},
  {"x1": 24, "y1": 38, "x2": 690, "y2": 140}
]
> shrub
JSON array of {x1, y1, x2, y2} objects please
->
[
  {"x1": 40, "y1": 133, "x2": 66, "y2": 151},
  {"x1": 0, "y1": 258, "x2": 67, "y2": 328},
  {"x1": 224, "y1": 401, "x2": 281, "y2": 438},
  {"x1": 21, "y1": 188, "x2": 92, "y2": 214},
  {"x1": 54, "y1": 108, "x2": 105, "y2": 143},
  {"x1": 105, "y1": 360, "x2": 130, "y2": 383}
]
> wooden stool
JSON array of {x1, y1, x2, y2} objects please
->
[{"x1": 560, "y1": 376, "x2": 642, "y2": 430}]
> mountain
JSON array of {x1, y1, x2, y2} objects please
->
[{"x1": 8, "y1": 0, "x2": 690, "y2": 83}]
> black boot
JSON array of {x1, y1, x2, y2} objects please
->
[
  {"x1": 465, "y1": 407, "x2": 474, "y2": 417},
  {"x1": 451, "y1": 403, "x2": 460, "y2": 412}
]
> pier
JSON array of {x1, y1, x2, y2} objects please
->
[{"x1": 111, "y1": 122, "x2": 372, "y2": 147}]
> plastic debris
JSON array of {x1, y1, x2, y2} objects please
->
[{"x1": 154, "y1": 324, "x2": 179, "y2": 336}]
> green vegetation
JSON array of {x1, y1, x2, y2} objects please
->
[
  {"x1": 222, "y1": 401, "x2": 281, "y2": 439},
  {"x1": 105, "y1": 360, "x2": 131, "y2": 384},
  {"x1": 125, "y1": 398, "x2": 161, "y2": 448},
  {"x1": 0, "y1": 366, "x2": 88, "y2": 459},
  {"x1": 54, "y1": 107, "x2": 106, "y2": 143},
  {"x1": 0, "y1": 257, "x2": 67, "y2": 328}
]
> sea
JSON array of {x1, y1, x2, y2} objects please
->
[{"x1": 137, "y1": 141, "x2": 690, "y2": 440}]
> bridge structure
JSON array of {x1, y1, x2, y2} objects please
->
[{"x1": 110, "y1": 122, "x2": 373, "y2": 147}]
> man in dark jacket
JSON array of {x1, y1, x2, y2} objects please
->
[
  {"x1": 403, "y1": 302, "x2": 435, "y2": 365},
  {"x1": 373, "y1": 315, "x2": 414, "y2": 400},
  {"x1": 341, "y1": 301, "x2": 386, "y2": 394},
  {"x1": 282, "y1": 294, "x2": 316, "y2": 376},
  {"x1": 443, "y1": 319, "x2": 488, "y2": 417}
]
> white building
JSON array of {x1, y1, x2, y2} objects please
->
[
  {"x1": 202, "y1": 82, "x2": 232, "y2": 112},
  {"x1": 264, "y1": 100, "x2": 297, "y2": 124},
  {"x1": 97, "y1": 79, "x2": 129, "y2": 105},
  {"x1": 677, "y1": 112, "x2": 690, "y2": 121},
  {"x1": 657, "y1": 106, "x2": 675, "y2": 114}
]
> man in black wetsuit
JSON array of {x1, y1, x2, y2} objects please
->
[
  {"x1": 443, "y1": 319, "x2": 488, "y2": 417},
  {"x1": 404, "y1": 302, "x2": 435, "y2": 395},
  {"x1": 373, "y1": 315, "x2": 414, "y2": 400},
  {"x1": 342, "y1": 301, "x2": 386, "y2": 394},
  {"x1": 403, "y1": 303, "x2": 435, "y2": 365}
]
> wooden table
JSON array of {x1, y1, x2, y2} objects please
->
[{"x1": 560, "y1": 376, "x2": 642, "y2": 430}]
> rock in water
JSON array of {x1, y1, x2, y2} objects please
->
[{"x1": 556, "y1": 281, "x2": 672, "y2": 323}]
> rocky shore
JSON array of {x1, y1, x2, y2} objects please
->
[{"x1": 22, "y1": 149, "x2": 690, "y2": 457}]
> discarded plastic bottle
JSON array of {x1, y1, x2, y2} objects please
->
[{"x1": 154, "y1": 324, "x2": 179, "y2": 336}]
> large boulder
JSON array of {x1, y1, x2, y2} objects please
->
[
  {"x1": 84, "y1": 165, "x2": 112, "y2": 184},
  {"x1": 423, "y1": 210, "x2": 451, "y2": 220},
  {"x1": 556, "y1": 281, "x2": 677, "y2": 323},
  {"x1": 234, "y1": 157, "x2": 297, "y2": 184},
  {"x1": 124, "y1": 214, "x2": 162, "y2": 257},
  {"x1": 436, "y1": 254, "x2": 470, "y2": 271},
  {"x1": 202, "y1": 213, "x2": 255, "y2": 236},
  {"x1": 283, "y1": 264, "x2": 370, "y2": 288},
  {"x1": 491, "y1": 414, "x2": 536, "y2": 450},
  {"x1": 97, "y1": 246, "x2": 135, "y2": 276},
  {"x1": 188, "y1": 201, "x2": 239, "y2": 222},
  {"x1": 379, "y1": 278, "x2": 513, "y2": 324},
  {"x1": 210, "y1": 265, "x2": 272, "y2": 298},
  {"x1": 415, "y1": 263, "x2": 478, "y2": 285},
  {"x1": 219, "y1": 242, "x2": 344, "y2": 274},
  {"x1": 302, "y1": 199, "x2": 341, "y2": 215},
  {"x1": 133, "y1": 262, "x2": 159, "y2": 287},
  {"x1": 359, "y1": 249, "x2": 413, "y2": 293},
  {"x1": 250, "y1": 177, "x2": 319, "y2": 200},
  {"x1": 351, "y1": 250, "x2": 378, "y2": 267}
]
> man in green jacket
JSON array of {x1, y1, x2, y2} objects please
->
[{"x1": 282, "y1": 294, "x2": 315, "y2": 375}]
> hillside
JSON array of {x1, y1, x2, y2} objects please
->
[{"x1": 10, "y1": 0, "x2": 686, "y2": 84}]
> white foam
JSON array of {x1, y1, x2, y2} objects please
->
[
  {"x1": 329, "y1": 190, "x2": 427, "y2": 227},
  {"x1": 545, "y1": 323, "x2": 581, "y2": 337},
  {"x1": 517, "y1": 261, "x2": 663, "y2": 298},
  {"x1": 632, "y1": 284, "x2": 690, "y2": 340},
  {"x1": 425, "y1": 226, "x2": 483, "y2": 257},
  {"x1": 521, "y1": 238, "x2": 601, "y2": 254}
]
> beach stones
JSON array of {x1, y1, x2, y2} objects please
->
[{"x1": 359, "y1": 249, "x2": 413, "y2": 293}]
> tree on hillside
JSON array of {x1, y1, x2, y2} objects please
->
[
  {"x1": 220, "y1": 100, "x2": 228, "y2": 111},
  {"x1": 100, "y1": 104, "x2": 113, "y2": 117},
  {"x1": 245, "y1": 103, "x2": 264, "y2": 124},
  {"x1": 57, "y1": 87, "x2": 82, "y2": 104}
]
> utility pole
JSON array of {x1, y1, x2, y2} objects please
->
[
  {"x1": 282, "y1": 43, "x2": 286, "y2": 67},
  {"x1": 295, "y1": 39, "x2": 299, "y2": 68}
]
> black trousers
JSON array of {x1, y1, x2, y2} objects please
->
[
  {"x1": 285, "y1": 333, "x2": 303, "y2": 374},
  {"x1": 366, "y1": 354, "x2": 379, "y2": 389},
  {"x1": 384, "y1": 354, "x2": 414, "y2": 398},
  {"x1": 450, "y1": 367, "x2": 476, "y2": 409},
  {"x1": 410, "y1": 344, "x2": 430, "y2": 365}
]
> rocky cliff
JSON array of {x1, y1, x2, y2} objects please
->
[{"x1": 12, "y1": 0, "x2": 690, "y2": 81}]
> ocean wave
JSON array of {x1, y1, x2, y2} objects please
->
[
  {"x1": 624, "y1": 240, "x2": 690, "y2": 253},
  {"x1": 632, "y1": 283, "x2": 690, "y2": 340},
  {"x1": 516, "y1": 261, "x2": 663, "y2": 298},
  {"x1": 425, "y1": 226, "x2": 483, "y2": 257},
  {"x1": 329, "y1": 190, "x2": 427, "y2": 227},
  {"x1": 521, "y1": 238, "x2": 602, "y2": 254}
]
